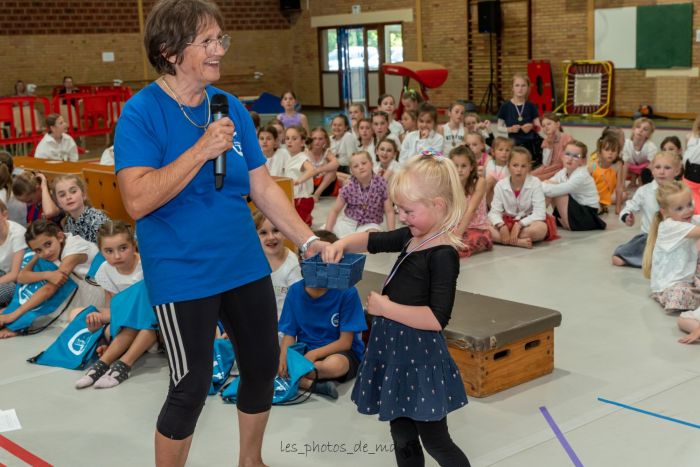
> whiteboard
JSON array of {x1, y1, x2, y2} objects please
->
[{"x1": 594, "y1": 7, "x2": 637, "y2": 69}]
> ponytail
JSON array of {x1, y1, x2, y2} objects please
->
[{"x1": 642, "y1": 212, "x2": 663, "y2": 279}]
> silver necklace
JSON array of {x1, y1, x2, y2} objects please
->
[{"x1": 160, "y1": 77, "x2": 211, "y2": 129}]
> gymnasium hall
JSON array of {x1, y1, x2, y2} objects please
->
[{"x1": 1, "y1": 1, "x2": 700, "y2": 466}]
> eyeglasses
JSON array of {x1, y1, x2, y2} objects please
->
[
  {"x1": 187, "y1": 34, "x2": 231, "y2": 55},
  {"x1": 563, "y1": 151, "x2": 585, "y2": 159}
]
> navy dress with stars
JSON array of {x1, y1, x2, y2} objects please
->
[{"x1": 351, "y1": 227, "x2": 468, "y2": 422}]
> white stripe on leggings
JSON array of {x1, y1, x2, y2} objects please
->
[{"x1": 155, "y1": 303, "x2": 189, "y2": 386}]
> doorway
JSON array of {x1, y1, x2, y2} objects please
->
[{"x1": 319, "y1": 23, "x2": 404, "y2": 110}]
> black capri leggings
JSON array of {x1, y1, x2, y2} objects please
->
[
  {"x1": 154, "y1": 275, "x2": 279, "y2": 440},
  {"x1": 390, "y1": 417, "x2": 470, "y2": 467}
]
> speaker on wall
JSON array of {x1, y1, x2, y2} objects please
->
[
  {"x1": 280, "y1": 0, "x2": 301, "y2": 12},
  {"x1": 477, "y1": 0, "x2": 501, "y2": 34}
]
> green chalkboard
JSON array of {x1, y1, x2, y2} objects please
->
[{"x1": 636, "y1": 3, "x2": 692, "y2": 69}]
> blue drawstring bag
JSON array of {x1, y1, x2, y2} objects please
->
[
  {"x1": 28, "y1": 305, "x2": 104, "y2": 369},
  {"x1": 1, "y1": 251, "x2": 78, "y2": 333},
  {"x1": 108, "y1": 280, "x2": 158, "y2": 337},
  {"x1": 209, "y1": 338, "x2": 235, "y2": 395},
  {"x1": 85, "y1": 253, "x2": 106, "y2": 283},
  {"x1": 221, "y1": 343, "x2": 314, "y2": 405}
]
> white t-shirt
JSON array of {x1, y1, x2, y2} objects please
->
[
  {"x1": 100, "y1": 146, "x2": 115, "y2": 165},
  {"x1": 374, "y1": 159, "x2": 400, "y2": 176},
  {"x1": 331, "y1": 132, "x2": 359, "y2": 167},
  {"x1": 401, "y1": 130, "x2": 444, "y2": 158},
  {"x1": 0, "y1": 221, "x2": 26, "y2": 273},
  {"x1": 622, "y1": 139, "x2": 657, "y2": 165},
  {"x1": 94, "y1": 257, "x2": 143, "y2": 294},
  {"x1": 266, "y1": 147, "x2": 290, "y2": 177},
  {"x1": 389, "y1": 120, "x2": 403, "y2": 138},
  {"x1": 0, "y1": 188, "x2": 27, "y2": 227},
  {"x1": 543, "y1": 166, "x2": 600, "y2": 209},
  {"x1": 270, "y1": 248, "x2": 302, "y2": 318},
  {"x1": 56, "y1": 233, "x2": 99, "y2": 279},
  {"x1": 651, "y1": 217, "x2": 700, "y2": 293},
  {"x1": 34, "y1": 133, "x2": 79, "y2": 162}
]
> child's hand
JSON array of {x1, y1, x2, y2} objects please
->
[
  {"x1": 37, "y1": 173, "x2": 48, "y2": 187},
  {"x1": 477, "y1": 166, "x2": 485, "y2": 178},
  {"x1": 278, "y1": 357, "x2": 288, "y2": 379},
  {"x1": 294, "y1": 179, "x2": 301, "y2": 186},
  {"x1": 625, "y1": 213, "x2": 635, "y2": 226},
  {"x1": 85, "y1": 312, "x2": 103, "y2": 332},
  {"x1": 678, "y1": 327, "x2": 700, "y2": 344},
  {"x1": 366, "y1": 291, "x2": 389, "y2": 317},
  {"x1": 520, "y1": 123, "x2": 533, "y2": 133},
  {"x1": 499, "y1": 225, "x2": 511, "y2": 244},
  {"x1": 509, "y1": 222, "x2": 522, "y2": 245},
  {"x1": 46, "y1": 270, "x2": 68, "y2": 287},
  {"x1": 321, "y1": 242, "x2": 344, "y2": 263},
  {"x1": 508, "y1": 125, "x2": 521, "y2": 133}
]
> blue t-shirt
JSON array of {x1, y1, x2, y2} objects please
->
[
  {"x1": 114, "y1": 83, "x2": 270, "y2": 305},
  {"x1": 279, "y1": 281, "x2": 367, "y2": 361},
  {"x1": 497, "y1": 100, "x2": 539, "y2": 144}
]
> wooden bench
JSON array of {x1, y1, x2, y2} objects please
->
[{"x1": 354, "y1": 270, "x2": 562, "y2": 398}]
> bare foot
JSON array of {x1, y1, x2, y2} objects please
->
[
  {"x1": 611, "y1": 256, "x2": 626, "y2": 266},
  {"x1": 0, "y1": 328, "x2": 18, "y2": 339},
  {"x1": 96, "y1": 344, "x2": 108, "y2": 357},
  {"x1": 516, "y1": 238, "x2": 533, "y2": 249}
]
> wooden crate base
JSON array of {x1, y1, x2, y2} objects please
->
[{"x1": 447, "y1": 329, "x2": 554, "y2": 398}]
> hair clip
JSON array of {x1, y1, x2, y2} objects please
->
[{"x1": 420, "y1": 149, "x2": 444, "y2": 160}]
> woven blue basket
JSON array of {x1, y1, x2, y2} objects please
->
[{"x1": 301, "y1": 253, "x2": 366, "y2": 289}]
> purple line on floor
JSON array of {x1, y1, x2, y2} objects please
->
[{"x1": 539, "y1": 406, "x2": 584, "y2": 467}]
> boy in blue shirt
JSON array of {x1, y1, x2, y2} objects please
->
[{"x1": 278, "y1": 230, "x2": 366, "y2": 399}]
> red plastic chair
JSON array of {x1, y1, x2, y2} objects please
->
[{"x1": 0, "y1": 96, "x2": 51, "y2": 155}]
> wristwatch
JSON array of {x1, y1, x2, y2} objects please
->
[{"x1": 299, "y1": 235, "x2": 320, "y2": 257}]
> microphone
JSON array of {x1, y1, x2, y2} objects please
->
[{"x1": 211, "y1": 94, "x2": 229, "y2": 190}]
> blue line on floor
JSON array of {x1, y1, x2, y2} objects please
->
[{"x1": 598, "y1": 397, "x2": 700, "y2": 429}]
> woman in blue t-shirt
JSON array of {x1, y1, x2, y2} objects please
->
[
  {"x1": 114, "y1": 1, "x2": 328, "y2": 465},
  {"x1": 497, "y1": 73, "x2": 543, "y2": 167}
]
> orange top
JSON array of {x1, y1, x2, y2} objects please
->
[{"x1": 590, "y1": 162, "x2": 617, "y2": 206}]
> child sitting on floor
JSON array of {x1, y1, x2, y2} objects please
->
[
  {"x1": 326, "y1": 151, "x2": 395, "y2": 238},
  {"x1": 74, "y1": 221, "x2": 157, "y2": 389},
  {"x1": 588, "y1": 132, "x2": 624, "y2": 215},
  {"x1": 254, "y1": 211, "x2": 301, "y2": 317},
  {"x1": 53, "y1": 174, "x2": 110, "y2": 244},
  {"x1": 278, "y1": 230, "x2": 367, "y2": 399},
  {"x1": 449, "y1": 145, "x2": 492, "y2": 258},
  {"x1": 0, "y1": 200, "x2": 26, "y2": 307},
  {"x1": 542, "y1": 140, "x2": 606, "y2": 231},
  {"x1": 643, "y1": 181, "x2": 700, "y2": 314}
]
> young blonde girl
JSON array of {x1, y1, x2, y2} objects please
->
[
  {"x1": 34, "y1": 113, "x2": 79, "y2": 162},
  {"x1": 330, "y1": 114, "x2": 357, "y2": 172},
  {"x1": 439, "y1": 101, "x2": 466, "y2": 154},
  {"x1": 356, "y1": 117, "x2": 375, "y2": 160},
  {"x1": 613, "y1": 151, "x2": 681, "y2": 268},
  {"x1": 588, "y1": 133, "x2": 624, "y2": 214},
  {"x1": 322, "y1": 152, "x2": 470, "y2": 467},
  {"x1": 542, "y1": 141, "x2": 606, "y2": 231},
  {"x1": 450, "y1": 145, "x2": 492, "y2": 258},
  {"x1": 0, "y1": 219, "x2": 104, "y2": 338},
  {"x1": 277, "y1": 91, "x2": 309, "y2": 134},
  {"x1": 497, "y1": 73, "x2": 542, "y2": 166},
  {"x1": 642, "y1": 181, "x2": 700, "y2": 314},
  {"x1": 378, "y1": 94, "x2": 403, "y2": 137},
  {"x1": 622, "y1": 117, "x2": 657, "y2": 187},
  {"x1": 374, "y1": 138, "x2": 400, "y2": 181},
  {"x1": 52, "y1": 174, "x2": 110, "y2": 244},
  {"x1": 348, "y1": 103, "x2": 366, "y2": 138},
  {"x1": 325, "y1": 151, "x2": 395, "y2": 238},
  {"x1": 253, "y1": 211, "x2": 301, "y2": 317},
  {"x1": 258, "y1": 125, "x2": 289, "y2": 177},
  {"x1": 485, "y1": 136, "x2": 512, "y2": 206},
  {"x1": 0, "y1": 199, "x2": 27, "y2": 307},
  {"x1": 306, "y1": 127, "x2": 340, "y2": 201},
  {"x1": 488, "y1": 147, "x2": 550, "y2": 249},
  {"x1": 0, "y1": 153, "x2": 27, "y2": 226},
  {"x1": 74, "y1": 221, "x2": 157, "y2": 389},
  {"x1": 400, "y1": 109, "x2": 417, "y2": 141},
  {"x1": 283, "y1": 126, "x2": 315, "y2": 225},
  {"x1": 465, "y1": 131, "x2": 489, "y2": 167},
  {"x1": 531, "y1": 112, "x2": 574, "y2": 181},
  {"x1": 12, "y1": 170, "x2": 60, "y2": 224},
  {"x1": 401, "y1": 103, "x2": 444, "y2": 158}
]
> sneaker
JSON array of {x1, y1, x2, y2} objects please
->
[
  {"x1": 94, "y1": 360, "x2": 132, "y2": 389},
  {"x1": 312, "y1": 381, "x2": 338, "y2": 399},
  {"x1": 75, "y1": 360, "x2": 110, "y2": 389}
]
